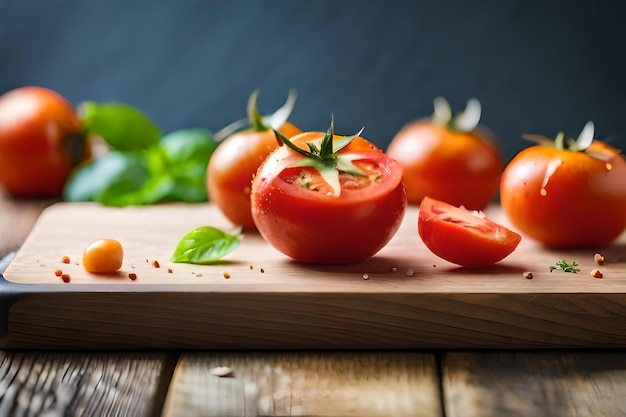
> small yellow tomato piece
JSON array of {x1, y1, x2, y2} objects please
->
[{"x1": 82, "y1": 238, "x2": 124, "y2": 273}]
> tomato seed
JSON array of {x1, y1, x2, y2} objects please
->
[
  {"x1": 54, "y1": 269, "x2": 63, "y2": 277},
  {"x1": 223, "y1": 271, "x2": 230, "y2": 279},
  {"x1": 167, "y1": 268, "x2": 173, "y2": 274},
  {"x1": 391, "y1": 267, "x2": 398, "y2": 273},
  {"x1": 405, "y1": 268, "x2": 415, "y2": 277},
  {"x1": 151, "y1": 260, "x2": 160, "y2": 268},
  {"x1": 128, "y1": 272, "x2": 137, "y2": 280},
  {"x1": 590, "y1": 269, "x2": 603, "y2": 279},
  {"x1": 363, "y1": 273, "x2": 369, "y2": 280}
]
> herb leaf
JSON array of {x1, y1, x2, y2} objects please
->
[
  {"x1": 549, "y1": 260, "x2": 580, "y2": 273},
  {"x1": 81, "y1": 102, "x2": 162, "y2": 150},
  {"x1": 170, "y1": 226, "x2": 242, "y2": 265}
]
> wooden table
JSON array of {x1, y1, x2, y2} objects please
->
[{"x1": 1, "y1": 188, "x2": 625, "y2": 417}]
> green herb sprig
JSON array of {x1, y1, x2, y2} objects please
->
[{"x1": 549, "y1": 260, "x2": 580, "y2": 273}]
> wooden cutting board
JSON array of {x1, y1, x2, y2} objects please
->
[{"x1": 2, "y1": 202, "x2": 626, "y2": 349}]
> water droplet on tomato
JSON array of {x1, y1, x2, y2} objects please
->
[
  {"x1": 540, "y1": 188, "x2": 548, "y2": 196},
  {"x1": 606, "y1": 162, "x2": 613, "y2": 171}
]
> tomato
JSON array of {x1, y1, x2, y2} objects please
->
[
  {"x1": 418, "y1": 196, "x2": 521, "y2": 267},
  {"x1": 0, "y1": 86, "x2": 86, "y2": 198},
  {"x1": 207, "y1": 90, "x2": 301, "y2": 228},
  {"x1": 386, "y1": 97, "x2": 502, "y2": 210},
  {"x1": 82, "y1": 238, "x2": 124, "y2": 273},
  {"x1": 500, "y1": 122, "x2": 626, "y2": 248},
  {"x1": 251, "y1": 121, "x2": 407, "y2": 264}
]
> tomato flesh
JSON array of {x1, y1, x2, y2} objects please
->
[
  {"x1": 251, "y1": 133, "x2": 406, "y2": 264},
  {"x1": 418, "y1": 196, "x2": 521, "y2": 267}
]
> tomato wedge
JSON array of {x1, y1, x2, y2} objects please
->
[
  {"x1": 251, "y1": 123, "x2": 406, "y2": 264},
  {"x1": 418, "y1": 196, "x2": 521, "y2": 267}
]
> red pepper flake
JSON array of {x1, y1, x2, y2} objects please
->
[
  {"x1": 61, "y1": 256, "x2": 70, "y2": 264},
  {"x1": 128, "y1": 272, "x2": 137, "y2": 280},
  {"x1": 167, "y1": 268, "x2": 173, "y2": 274},
  {"x1": 594, "y1": 253, "x2": 605, "y2": 265},
  {"x1": 590, "y1": 269, "x2": 603, "y2": 279},
  {"x1": 61, "y1": 273, "x2": 71, "y2": 283},
  {"x1": 151, "y1": 260, "x2": 160, "y2": 268},
  {"x1": 523, "y1": 271, "x2": 533, "y2": 280},
  {"x1": 54, "y1": 269, "x2": 63, "y2": 277},
  {"x1": 223, "y1": 271, "x2": 231, "y2": 279},
  {"x1": 259, "y1": 268, "x2": 265, "y2": 274},
  {"x1": 249, "y1": 265, "x2": 254, "y2": 270}
]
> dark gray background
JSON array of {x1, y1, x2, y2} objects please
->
[{"x1": 1, "y1": 0, "x2": 624, "y2": 162}]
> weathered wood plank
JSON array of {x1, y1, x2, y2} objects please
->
[
  {"x1": 162, "y1": 351, "x2": 442, "y2": 417},
  {"x1": 0, "y1": 350, "x2": 169, "y2": 417},
  {"x1": 443, "y1": 352, "x2": 626, "y2": 417}
]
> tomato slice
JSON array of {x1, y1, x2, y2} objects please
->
[{"x1": 418, "y1": 196, "x2": 521, "y2": 267}]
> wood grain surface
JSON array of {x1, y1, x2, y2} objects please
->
[
  {"x1": 162, "y1": 351, "x2": 442, "y2": 417},
  {"x1": 2, "y1": 202, "x2": 626, "y2": 349},
  {"x1": 443, "y1": 351, "x2": 626, "y2": 417},
  {"x1": 0, "y1": 350, "x2": 170, "y2": 417}
]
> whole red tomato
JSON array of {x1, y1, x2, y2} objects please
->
[
  {"x1": 418, "y1": 196, "x2": 521, "y2": 267},
  {"x1": 0, "y1": 86, "x2": 85, "y2": 198},
  {"x1": 207, "y1": 90, "x2": 301, "y2": 228},
  {"x1": 500, "y1": 122, "x2": 626, "y2": 248},
  {"x1": 251, "y1": 119, "x2": 407, "y2": 264},
  {"x1": 386, "y1": 97, "x2": 502, "y2": 210}
]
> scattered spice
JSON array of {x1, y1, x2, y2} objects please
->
[
  {"x1": 260, "y1": 268, "x2": 265, "y2": 274},
  {"x1": 391, "y1": 267, "x2": 398, "y2": 273},
  {"x1": 223, "y1": 271, "x2": 230, "y2": 279},
  {"x1": 549, "y1": 260, "x2": 580, "y2": 273},
  {"x1": 594, "y1": 253, "x2": 605, "y2": 265},
  {"x1": 590, "y1": 269, "x2": 603, "y2": 279},
  {"x1": 249, "y1": 265, "x2": 254, "y2": 270},
  {"x1": 362, "y1": 273, "x2": 369, "y2": 280},
  {"x1": 128, "y1": 272, "x2": 137, "y2": 280},
  {"x1": 523, "y1": 271, "x2": 533, "y2": 280},
  {"x1": 54, "y1": 269, "x2": 63, "y2": 277},
  {"x1": 167, "y1": 268, "x2": 173, "y2": 274},
  {"x1": 61, "y1": 256, "x2": 70, "y2": 264},
  {"x1": 405, "y1": 268, "x2": 415, "y2": 277},
  {"x1": 61, "y1": 273, "x2": 71, "y2": 283},
  {"x1": 151, "y1": 260, "x2": 160, "y2": 268}
]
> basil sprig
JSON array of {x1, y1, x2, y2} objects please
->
[{"x1": 171, "y1": 226, "x2": 242, "y2": 264}]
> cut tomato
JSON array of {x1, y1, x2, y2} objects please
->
[
  {"x1": 251, "y1": 124, "x2": 406, "y2": 264},
  {"x1": 418, "y1": 196, "x2": 521, "y2": 267}
]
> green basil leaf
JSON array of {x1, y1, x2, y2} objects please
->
[
  {"x1": 97, "y1": 174, "x2": 175, "y2": 206},
  {"x1": 81, "y1": 101, "x2": 162, "y2": 151},
  {"x1": 160, "y1": 128, "x2": 218, "y2": 164},
  {"x1": 63, "y1": 151, "x2": 149, "y2": 202},
  {"x1": 170, "y1": 226, "x2": 242, "y2": 264}
]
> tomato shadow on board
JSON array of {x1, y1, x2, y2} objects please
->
[
  {"x1": 444, "y1": 263, "x2": 530, "y2": 275},
  {"x1": 284, "y1": 255, "x2": 453, "y2": 282}
]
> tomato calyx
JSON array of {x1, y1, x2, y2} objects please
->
[
  {"x1": 214, "y1": 89, "x2": 297, "y2": 141},
  {"x1": 274, "y1": 117, "x2": 367, "y2": 197},
  {"x1": 522, "y1": 121, "x2": 613, "y2": 161},
  {"x1": 431, "y1": 96, "x2": 482, "y2": 133}
]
